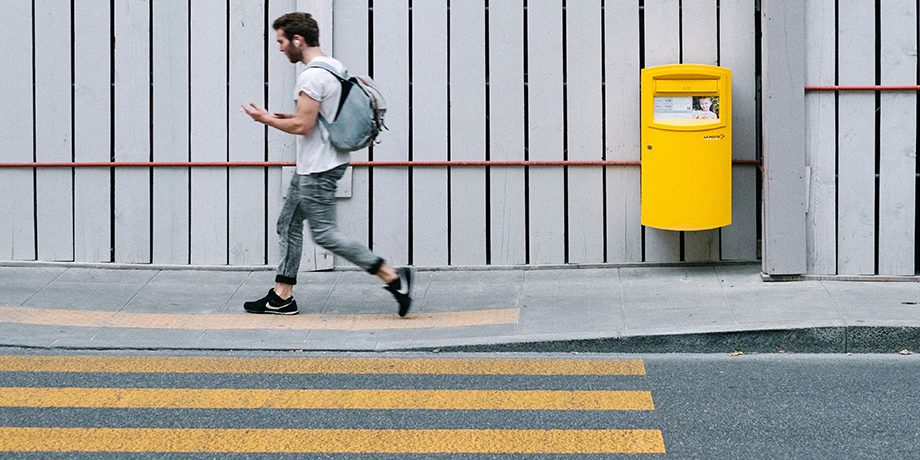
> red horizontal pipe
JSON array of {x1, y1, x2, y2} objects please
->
[
  {"x1": 0, "y1": 159, "x2": 761, "y2": 168},
  {"x1": 806, "y1": 85, "x2": 920, "y2": 92}
]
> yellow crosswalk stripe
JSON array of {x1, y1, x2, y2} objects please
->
[
  {"x1": 0, "y1": 355, "x2": 646, "y2": 375},
  {"x1": 0, "y1": 387, "x2": 655, "y2": 410},
  {"x1": 0, "y1": 428, "x2": 666, "y2": 454}
]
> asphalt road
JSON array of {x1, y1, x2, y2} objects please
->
[{"x1": 0, "y1": 351, "x2": 917, "y2": 459}]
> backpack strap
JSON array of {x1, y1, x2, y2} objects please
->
[
  {"x1": 305, "y1": 60, "x2": 351, "y2": 81},
  {"x1": 304, "y1": 60, "x2": 353, "y2": 121}
]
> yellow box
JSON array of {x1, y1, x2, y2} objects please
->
[{"x1": 641, "y1": 64, "x2": 732, "y2": 231}]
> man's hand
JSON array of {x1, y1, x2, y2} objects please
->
[
  {"x1": 241, "y1": 103, "x2": 271, "y2": 123},
  {"x1": 241, "y1": 94, "x2": 318, "y2": 136}
]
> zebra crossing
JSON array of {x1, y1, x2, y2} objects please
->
[{"x1": 0, "y1": 354, "x2": 665, "y2": 456}]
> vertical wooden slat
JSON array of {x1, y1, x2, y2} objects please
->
[
  {"x1": 720, "y1": 0, "x2": 758, "y2": 262},
  {"x1": 681, "y1": 0, "x2": 720, "y2": 261},
  {"x1": 35, "y1": 0, "x2": 74, "y2": 261},
  {"x1": 803, "y1": 0, "x2": 837, "y2": 274},
  {"x1": 879, "y1": 0, "x2": 917, "y2": 275},
  {"x1": 643, "y1": 0, "x2": 682, "y2": 262},
  {"x1": 565, "y1": 0, "x2": 605, "y2": 263},
  {"x1": 837, "y1": 0, "x2": 876, "y2": 275},
  {"x1": 297, "y1": 0, "x2": 335, "y2": 271},
  {"x1": 229, "y1": 0, "x2": 266, "y2": 265},
  {"x1": 761, "y1": 0, "x2": 807, "y2": 275},
  {"x1": 527, "y1": 0, "x2": 566, "y2": 264},
  {"x1": 300, "y1": 0, "x2": 334, "y2": 52},
  {"x1": 411, "y1": 0, "x2": 449, "y2": 266},
  {"x1": 372, "y1": 0, "x2": 410, "y2": 265},
  {"x1": 152, "y1": 0, "x2": 190, "y2": 264},
  {"x1": 449, "y1": 1, "x2": 488, "y2": 265},
  {"x1": 74, "y1": 0, "x2": 111, "y2": 262},
  {"x1": 605, "y1": 0, "x2": 642, "y2": 263},
  {"x1": 0, "y1": 0, "x2": 36, "y2": 261},
  {"x1": 190, "y1": 0, "x2": 228, "y2": 265},
  {"x1": 488, "y1": 0, "x2": 526, "y2": 265},
  {"x1": 332, "y1": 0, "x2": 370, "y2": 268},
  {"x1": 267, "y1": 0, "x2": 299, "y2": 267},
  {"x1": 114, "y1": 0, "x2": 151, "y2": 263},
  {"x1": 681, "y1": 0, "x2": 719, "y2": 66}
]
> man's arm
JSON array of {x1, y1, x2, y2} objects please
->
[{"x1": 242, "y1": 92, "x2": 319, "y2": 135}]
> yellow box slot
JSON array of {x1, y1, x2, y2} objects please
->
[{"x1": 655, "y1": 79, "x2": 718, "y2": 93}]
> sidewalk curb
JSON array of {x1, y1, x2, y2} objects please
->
[
  {"x1": 0, "y1": 326, "x2": 916, "y2": 354},
  {"x1": 409, "y1": 326, "x2": 920, "y2": 354}
]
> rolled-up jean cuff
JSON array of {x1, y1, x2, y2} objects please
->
[
  {"x1": 366, "y1": 257, "x2": 384, "y2": 275},
  {"x1": 275, "y1": 274, "x2": 297, "y2": 285}
]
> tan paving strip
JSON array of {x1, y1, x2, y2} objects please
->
[
  {"x1": 0, "y1": 305, "x2": 518, "y2": 330},
  {"x1": 0, "y1": 355, "x2": 646, "y2": 375},
  {"x1": 0, "y1": 428, "x2": 666, "y2": 454},
  {"x1": 0, "y1": 387, "x2": 655, "y2": 410}
]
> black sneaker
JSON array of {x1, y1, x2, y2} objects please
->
[
  {"x1": 384, "y1": 267, "x2": 413, "y2": 317},
  {"x1": 243, "y1": 289, "x2": 298, "y2": 315}
]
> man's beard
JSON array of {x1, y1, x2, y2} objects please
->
[{"x1": 286, "y1": 47, "x2": 302, "y2": 63}]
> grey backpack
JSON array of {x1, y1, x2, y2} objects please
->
[{"x1": 306, "y1": 61, "x2": 387, "y2": 152}]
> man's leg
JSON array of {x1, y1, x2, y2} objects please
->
[
  {"x1": 275, "y1": 177, "x2": 306, "y2": 289},
  {"x1": 303, "y1": 165, "x2": 414, "y2": 316},
  {"x1": 243, "y1": 176, "x2": 304, "y2": 315}
]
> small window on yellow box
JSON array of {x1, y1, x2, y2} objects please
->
[{"x1": 653, "y1": 95, "x2": 720, "y2": 121}]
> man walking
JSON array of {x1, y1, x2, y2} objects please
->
[{"x1": 242, "y1": 12, "x2": 412, "y2": 317}]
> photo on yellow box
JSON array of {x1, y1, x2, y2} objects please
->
[{"x1": 653, "y1": 95, "x2": 720, "y2": 121}]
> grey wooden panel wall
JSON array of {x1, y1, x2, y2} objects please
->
[
  {"x1": 0, "y1": 0, "x2": 760, "y2": 269},
  {"x1": 803, "y1": 0, "x2": 919, "y2": 276},
  {"x1": 354, "y1": 0, "x2": 758, "y2": 267}
]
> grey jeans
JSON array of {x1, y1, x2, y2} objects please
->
[{"x1": 276, "y1": 164, "x2": 383, "y2": 285}]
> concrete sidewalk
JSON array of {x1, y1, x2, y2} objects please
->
[{"x1": 0, "y1": 263, "x2": 918, "y2": 353}]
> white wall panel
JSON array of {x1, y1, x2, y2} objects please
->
[
  {"x1": 837, "y1": 0, "x2": 876, "y2": 275},
  {"x1": 0, "y1": 0, "x2": 36, "y2": 261},
  {"x1": 449, "y1": 1, "x2": 488, "y2": 266},
  {"x1": 152, "y1": 0, "x2": 190, "y2": 265},
  {"x1": 74, "y1": 0, "x2": 111, "y2": 262},
  {"x1": 566, "y1": 0, "x2": 605, "y2": 264},
  {"x1": 761, "y1": 0, "x2": 807, "y2": 275},
  {"x1": 527, "y1": 0, "x2": 566, "y2": 264},
  {"x1": 229, "y1": 0, "x2": 266, "y2": 265},
  {"x1": 803, "y1": 0, "x2": 837, "y2": 274},
  {"x1": 411, "y1": 0, "x2": 449, "y2": 266},
  {"x1": 35, "y1": 0, "x2": 74, "y2": 261},
  {"x1": 114, "y1": 0, "x2": 151, "y2": 263},
  {"x1": 488, "y1": 0, "x2": 526, "y2": 265},
  {"x1": 879, "y1": 0, "x2": 917, "y2": 275},
  {"x1": 605, "y1": 0, "x2": 642, "y2": 263},
  {"x1": 371, "y1": 0, "x2": 410, "y2": 266},
  {"x1": 190, "y1": 0, "x2": 228, "y2": 265},
  {"x1": 721, "y1": 0, "x2": 759, "y2": 262}
]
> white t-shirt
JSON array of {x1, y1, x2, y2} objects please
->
[{"x1": 294, "y1": 56, "x2": 350, "y2": 174}]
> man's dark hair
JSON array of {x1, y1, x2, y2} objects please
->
[{"x1": 273, "y1": 12, "x2": 320, "y2": 46}]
